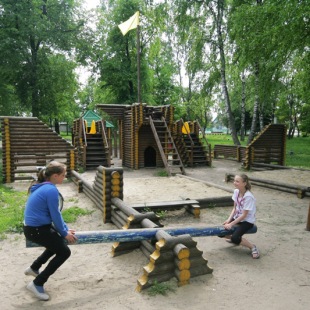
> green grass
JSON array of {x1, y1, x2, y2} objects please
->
[
  {"x1": 285, "y1": 137, "x2": 310, "y2": 168},
  {"x1": 62, "y1": 206, "x2": 93, "y2": 223},
  {"x1": 0, "y1": 186, "x2": 27, "y2": 237},
  {"x1": 0, "y1": 185, "x2": 94, "y2": 237},
  {"x1": 205, "y1": 134, "x2": 247, "y2": 148}
]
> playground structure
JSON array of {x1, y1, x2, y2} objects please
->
[
  {"x1": 96, "y1": 103, "x2": 212, "y2": 176},
  {"x1": 213, "y1": 123, "x2": 287, "y2": 170},
  {"x1": 66, "y1": 165, "x2": 257, "y2": 291},
  {"x1": 0, "y1": 116, "x2": 76, "y2": 183},
  {"x1": 1, "y1": 111, "x2": 289, "y2": 181},
  {"x1": 1, "y1": 115, "x2": 307, "y2": 290},
  {"x1": 72, "y1": 110, "x2": 113, "y2": 170}
]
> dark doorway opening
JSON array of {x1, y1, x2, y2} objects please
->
[{"x1": 144, "y1": 146, "x2": 156, "y2": 167}]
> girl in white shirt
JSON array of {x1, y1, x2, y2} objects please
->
[{"x1": 223, "y1": 174, "x2": 260, "y2": 259}]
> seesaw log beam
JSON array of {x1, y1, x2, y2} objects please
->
[{"x1": 26, "y1": 225, "x2": 257, "y2": 247}]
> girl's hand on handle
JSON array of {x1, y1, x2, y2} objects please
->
[
  {"x1": 224, "y1": 223, "x2": 232, "y2": 230},
  {"x1": 65, "y1": 230, "x2": 78, "y2": 244}
]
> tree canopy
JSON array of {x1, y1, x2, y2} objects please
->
[{"x1": 0, "y1": 0, "x2": 309, "y2": 140}]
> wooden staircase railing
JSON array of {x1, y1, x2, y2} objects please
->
[{"x1": 149, "y1": 116, "x2": 185, "y2": 176}]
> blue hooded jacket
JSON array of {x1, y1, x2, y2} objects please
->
[{"x1": 24, "y1": 182, "x2": 68, "y2": 237}]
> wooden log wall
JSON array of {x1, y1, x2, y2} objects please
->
[
  {"x1": 0, "y1": 116, "x2": 76, "y2": 183},
  {"x1": 213, "y1": 124, "x2": 286, "y2": 170},
  {"x1": 243, "y1": 124, "x2": 286, "y2": 170}
]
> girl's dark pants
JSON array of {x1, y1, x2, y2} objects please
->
[
  {"x1": 23, "y1": 225, "x2": 71, "y2": 286},
  {"x1": 230, "y1": 221, "x2": 254, "y2": 245}
]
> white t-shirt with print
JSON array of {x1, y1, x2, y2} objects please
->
[{"x1": 232, "y1": 189, "x2": 256, "y2": 224}]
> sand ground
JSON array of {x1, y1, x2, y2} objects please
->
[{"x1": 1, "y1": 159, "x2": 310, "y2": 310}]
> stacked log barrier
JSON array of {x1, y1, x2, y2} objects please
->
[
  {"x1": 226, "y1": 173, "x2": 310, "y2": 199},
  {"x1": 0, "y1": 116, "x2": 76, "y2": 182},
  {"x1": 71, "y1": 166, "x2": 124, "y2": 223},
  {"x1": 136, "y1": 230, "x2": 213, "y2": 291},
  {"x1": 95, "y1": 166, "x2": 123, "y2": 222}
]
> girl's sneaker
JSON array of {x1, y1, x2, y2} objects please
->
[
  {"x1": 24, "y1": 267, "x2": 39, "y2": 277},
  {"x1": 26, "y1": 281, "x2": 49, "y2": 301}
]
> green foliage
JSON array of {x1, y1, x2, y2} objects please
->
[
  {"x1": 0, "y1": 0, "x2": 88, "y2": 119},
  {"x1": 147, "y1": 280, "x2": 175, "y2": 296},
  {"x1": 155, "y1": 210, "x2": 167, "y2": 219},
  {"x1": 62, "y1": 207, "x2": 93, "y2": 223},
  {"x1": 1, "y1": 0, "x2": 309, "y2": 144},
  {"x1": 143, "y1": 207, "x2": 167, "y2": 219}
]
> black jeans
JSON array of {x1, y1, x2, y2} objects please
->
[
  {"x1": 23, "y1": 224, "x2": 71, "y2": 286},
  {"x1": 230, "y1": 221, "x2": 254, "y2": 245}
]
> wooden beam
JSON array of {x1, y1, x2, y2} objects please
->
[{"x1": 26, "y1": 225, "x2": 257, "y2": 247}]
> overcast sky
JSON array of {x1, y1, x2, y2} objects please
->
[{"x1": 83, "y1": 0, "x2": 101, "y2": 10}]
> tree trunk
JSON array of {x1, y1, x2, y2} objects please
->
[
  {"x1": 259, "y1": 108, "x2": 264, "y2": 131},
  {"x1": 54, "y1": 118, "x2": 60, "y2": 134},
  {"x1": 214, "y1": 0, "x2": 240, "y2": 145},
  {"x1": 247, "y1": 0, "x2": 263, "y2": 144},
  {"x1": 247, "y1": 62, "x2": 259, "y2": 144},
  {"x1": 30, "y1": 36, "x2": 40, "y2": 117},
  {"x1": 240, "y1": 72, "x2": 246, "y2": 141}
]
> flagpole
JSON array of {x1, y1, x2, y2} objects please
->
[{"x1": 137, "y1": 24, "x2": 141, "y2": 104}]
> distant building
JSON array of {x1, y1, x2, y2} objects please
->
[{"x1": 206, "y1": 116, "x2": 229, "y2": 134}]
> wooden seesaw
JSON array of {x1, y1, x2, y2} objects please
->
[
  {"x1": 26, "y1": 224, "x2": 257, "y2": 247},
  {"x1": 44, "y1": 166, "x2": 258, "y2": 290},
  {"x1": 25, "y1": 225, "x2": 257, "y2": 290}
]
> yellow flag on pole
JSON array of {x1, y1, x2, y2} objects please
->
[{"x1": 118, "y1": 11, "x2": 139, "y2": 36}]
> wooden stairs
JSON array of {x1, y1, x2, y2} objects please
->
[
  {"x1": 84, "y1": 133, "x2": 109, "y2": 170},
  {"x1": 149, "y1": 116, "x2": 185, "y2": 176},
  {"x1": 73, "y1": 119, "x2": 110, "y2": 170},
  {"x1": 182, "y1": 133, "x2": 210, "y2": 166},
  {"x1": 173, "y1": 120, "x2": 212, "y2": 167}
]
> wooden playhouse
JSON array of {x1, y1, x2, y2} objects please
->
[{"x1": 96, "y1": 103, "x2": 212, "y2": 176}]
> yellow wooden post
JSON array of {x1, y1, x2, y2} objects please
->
[{"x1": 4, "y1": 118, "x2": 12, "y2": 183}]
